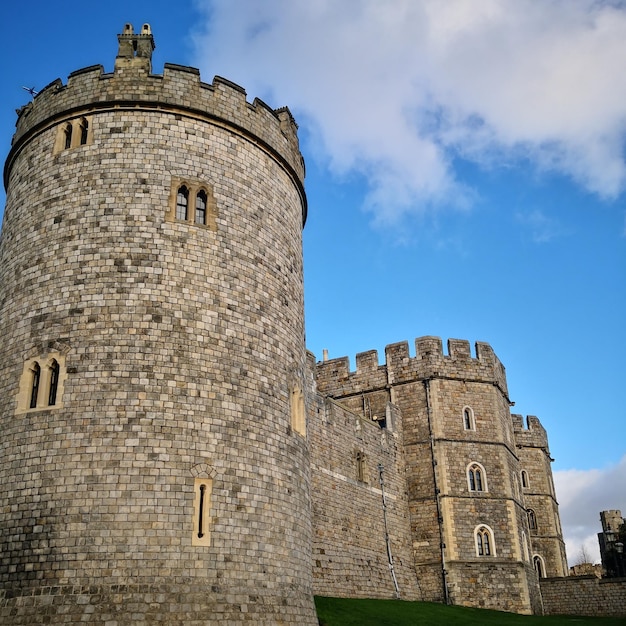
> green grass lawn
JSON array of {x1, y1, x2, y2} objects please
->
[{"x1": 314, "y1": 597, "x2": 626, "y2": 626}]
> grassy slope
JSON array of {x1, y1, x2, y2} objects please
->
[{"x1": 314, "y1": 597, "x2": 626, "y2": 626}]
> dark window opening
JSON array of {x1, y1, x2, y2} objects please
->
[
  {"x1": 64, "y1": 123, "x2": 73, "y2": 150},
  {"x1": 79, "y1": 118, "x2": 89, "y2": 145},
  {"x1": 30, "y1": 362, "x2": 41, "y2": 409},
  {"x1": 195, "y1": 190, "x2": 207, "y2": 225},
  {"x1": 469, "y1": 464, "x2": 484, "y2": 492},
  {"x1": 477, "y1": 527, "x2": 492, "y2": 556},
  {"x1": 521, "y1": 470, "x2": 529, "y2": 488},
  {"x1": 198, "y1": 483, "x2": 206, "y2": 538},
  {"x1": 48, "y1": 359, "x2": 60, "y2": 406},
  {"x1": 176, "y1": 186, "x2": 189, "y2": 221}
]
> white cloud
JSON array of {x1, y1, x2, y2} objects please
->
[
  {"x1": 192, "y1": 0, "x2": 626, "y2": 223},
  {"x1": 554, "y1": 456, "x2": 626, "y2": 566}
]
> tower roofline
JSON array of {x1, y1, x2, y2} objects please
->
[{"x1": 6, "y1": 62, "x2": 306, "y2": 223}]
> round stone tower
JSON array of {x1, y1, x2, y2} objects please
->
[{"x1": 0, "y1": 24, "x2": 316, "y2": 625}]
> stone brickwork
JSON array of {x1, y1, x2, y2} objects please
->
[
  {"x1": 0, "y1": 25, "x2": 316, "y2": 625},
  {"x1": 513, "y1": 415, "x2": 568, "y2": 578},
  {"x1": 1, "y1": 24, "x2": 574, "y2": 623},
  {"x1": 315, "y1": 337, "x2": 565, "y2": 615},
  {"x1": 306, "y1": 354, "x2": 420, "y2": 600},
  {"x1": 540, "y1": 576, "x2": 626, "y2": 617}
]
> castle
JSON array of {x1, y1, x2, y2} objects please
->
[{"x1": 0, "y1": 25, "x2": 567, "y2": 624}]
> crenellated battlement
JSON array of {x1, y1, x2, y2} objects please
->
[
  {"x1": 7, "y1": 54, "x2": 305, "y2": 200},
  {"x1": 512, "y1": 414, "x2": 550, "y2": 450},
  {"x1": 316, "y1": 336, "x2": 508, "y2": 397}
]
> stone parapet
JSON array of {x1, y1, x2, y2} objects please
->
[
  {"x1": 6, "y1": 63, "x2": 305, "y2": 220},
  {"x1": 316, "y1": 337, "x2": 509, "y2": 398}
]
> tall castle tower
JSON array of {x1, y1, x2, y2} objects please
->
[
  {"x1": 0, "y1": 24, "x2": 317, "y2": 625},
  {"x1": 314, "y1": 337, "x2": 567, "y2": 614}
]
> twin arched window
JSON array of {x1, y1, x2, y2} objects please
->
[
  {"x1": 475, "y1": 525, "x2": 495, "y2": 556},
  {"x1": 28, "y1": 359, "x2": 59, "y2": 409},
  {"x1": 173, "y1": 184, "x2": 212, "y2": 227},
  {"x1": 59, "y1": 117, "x2": 91, "y2": 152},
  {"x1": 19, "y1": 355, "x2": 65, "y2": 413},
  {"x1": 467, "y1": 462, "x2": 487, "y2": 492},
  {"x1": 533, "y1": 554, "x2": 545, "y2": 578}
]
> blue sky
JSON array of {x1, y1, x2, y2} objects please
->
[{"x1": 1, "y1": 0, "x2": 624, "y2": 565}]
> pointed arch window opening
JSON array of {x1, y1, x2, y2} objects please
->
[
  {"x1": 475, "y1": 525, "x2": 494, "y2": 556},
  {"x1": 176, "y1": 186, "x2": 189, "y2": 221},
  {"x1": 79, "y1": 118, "x2": 89, "y2": 145},
  {"x1": 30, "y1": 362, "x2": 41, "y2": 409},
  {"x1": 521, "y1": 470, "x2": 529, "y2": 489},
  {"x1": 463, "y1": 407, "x2": 475, "y2": 430},
  {"x1": 468, "y1": 463, "x2": 486, "y2": 492},
  {"x1": 195, "y1": 190, "x2": 207, "y2": 225},
  {"x1": 48, "y1": 359, "x2": 60, "y2": 406},
  {"x1": 64, "y1": 123, "x2": 73, "y2": 150},
  {"x1": 533, "y1": 555, "x2": 545, "y2": 578}
]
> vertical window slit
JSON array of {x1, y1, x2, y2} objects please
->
[
  {"x1": 197, "y1": 483, "x2": 206, "y2": 538},
  {"x1": 79, "y1": 118, "x2": 89, "y2": 145},
  {"x1": 64, "y1": 123, "x2": 73, "y2": 149},
  {"x1": 48, "y1": 359, "x2": 59, "y2": 406},
  {"x1": 30, "y1": 362, "x2": 41, "y2": 409}
]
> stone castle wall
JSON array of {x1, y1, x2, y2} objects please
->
[
  {"x1": 0, "y1": 25, "x2": 575, "y2": 623},
  {"x1": 540, "y1": 576, "x2": 626, "y2": 617},
  {"x1": 513, "y1": 415, "x2": 569, "y2": 577},
  {"x1": 306, "y1": 351, "x2": 420, "y2": 600},
  {"x1": 315, "y1": 339, "x2": 553, "y2": 615},
  {"x1": 0, "y1": 52, "x2": 317, "y2": 624}
]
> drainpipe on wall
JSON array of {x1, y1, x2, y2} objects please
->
[
  {"x1": 424, "y1": 379, "x2": 449, "y2": 605},
  {"x1": 378, "y1": 463, "x2": 401, "y2": 599}
]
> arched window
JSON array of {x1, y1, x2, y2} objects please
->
[
  {"x1": 463, "y1": 406, "x2": 475, "y2": 430},
  {"x1": 195, "y1": 190, "x2": 207, "y2": 225},
  {"x1": 79, "y1": 118, "x2": 89, "y2": 145},
  {"x1": 527, "y1": 508, "x2": 537, "y2": 530},
  {"x1": 521, "y1": 470, "x2": 529, "y2": 489},
  {"x1": 533, "y1": 554, "x2": 545, "y2": 578},
  {"x1": 475, "y1": 525, "x2": 495, "y2": 556},
  {"x1": 64, "y1": 123, "x2": 73, "y2": 150},
  {"x1": 176, "y1": 186, "x2": 189, "y2": 221},
  {"x1": 467, "y1": 462, "x2": 487, "y2": 492},
  {"x1": 30, "y1": 362, "x2": 41, "y2": 409},
  {"x1": 48, "y1": 359, "x2": 60, "y2": 406}
]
